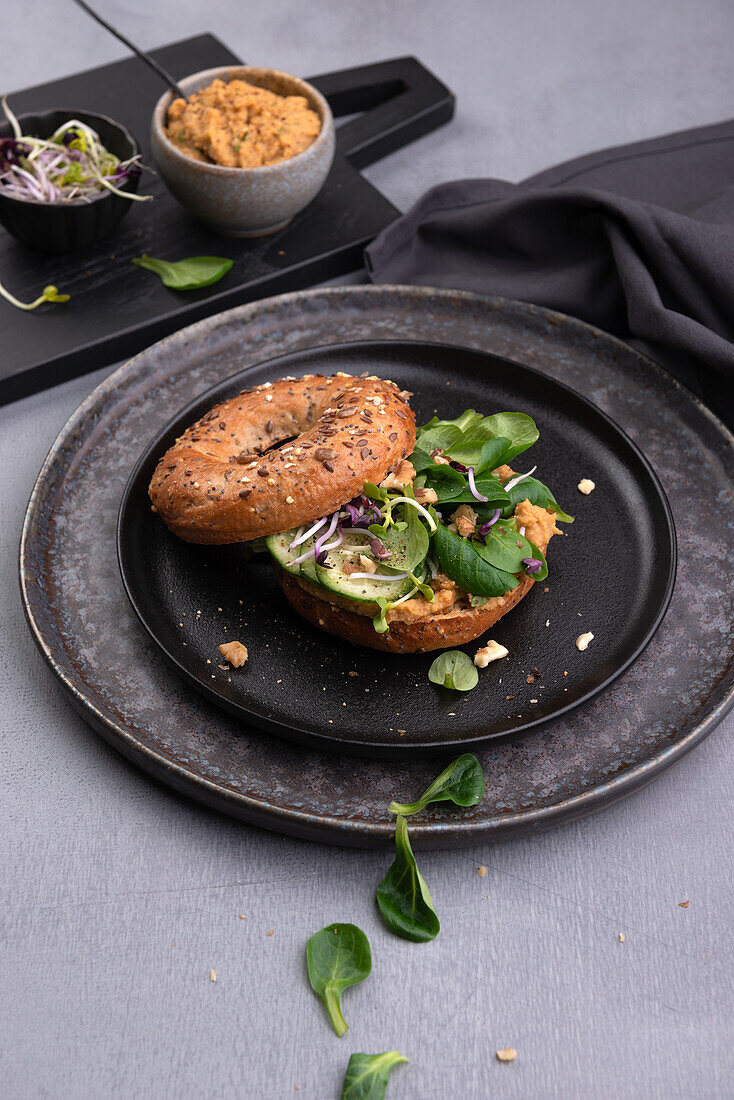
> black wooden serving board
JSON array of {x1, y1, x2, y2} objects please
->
[{"x1": 0, "y1": 35, "x2": 454, "y2": 405}]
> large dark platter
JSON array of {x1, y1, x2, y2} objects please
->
[
  {"x1": 118, "y1": 340, "x2": 676, "y2": 756},
  {"x1": 19, "y1": 287, "x2": 733, "y2": 846}
]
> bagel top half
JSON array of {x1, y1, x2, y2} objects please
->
[{"x1": 149, "y1": 372, "x2": 415, "y2": 544}]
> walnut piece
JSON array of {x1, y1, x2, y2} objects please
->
[
  {"x1": 430, "y1": 449, "x2": 451, "y2": 465},
  {"x1": 474, "y1": 640, "x2": 509, "y2": 667},
  {"x1": 379, "y1": 458, "x2": 416, "y2": 491},
  {"x1": 218, "y1": 641, "x2": 248, "y2": 667},
  {"x1": 450, "y1": 503, "x2": 478, "y2": 538},
  {"x1": 577, "y1": 478, "x2": 596, "y2": 495}
]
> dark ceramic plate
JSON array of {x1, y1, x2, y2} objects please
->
[
  {"x1": 117, "y1": 340, "x2": 676, "y2": 756},
  {"x1": 20, "y1": 287, "x2": 733, "y2": 844}
]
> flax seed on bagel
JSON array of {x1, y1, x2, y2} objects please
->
[{"x1": 148, "y1": 372, "x2": 415, "y2": 544}]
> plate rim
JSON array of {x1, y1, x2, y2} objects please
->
[
  {"x1": 18, "y1": 285, "x2": 734, "y2": 846},
  {"x1": 116, "y1": 337, "x2": 678, "y2": 756}
]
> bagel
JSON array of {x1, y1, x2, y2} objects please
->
[
  {"x1": 149, "y1": 372, "x2": 415, "y2": 544},
  {"x1": 273, "y1": 500, "x2": 559, "y2": 653},
  {"x1": 149, "y1": 372, "x2": 568, "y2": 659}
]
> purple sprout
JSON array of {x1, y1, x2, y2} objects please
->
[
  {"x1": 523, "y1": 557, "x2": 543, "y2": 574},
  {"x1": 477, "y1": 509, "x2": 501, "y2": 538},
  {"x1": 370, "y1": 537, "x2": 392, "y2": 561},
  {"x1": 0, "y1": 138, "x2": 31, "y2": 172},
  {"x1": 343, "y1": 502, "x2": 372, "y2": 529},
  {"x1": 359, "y1": 494, "x2": 383, "y2": 524},
  {"x1": 313, "y1": 510, "x2": 340, "y2": 561},
  {"x1": 467, "y1": 467, "x2": 488, "y2": 502}
]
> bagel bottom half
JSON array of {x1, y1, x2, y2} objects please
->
[{"x1": 274, "y1": 565, "x2": 538, "y2": 654}]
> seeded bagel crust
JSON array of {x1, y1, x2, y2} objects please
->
[{"x1": 149, "y1": 372, "x2": 415, "y2": 544}]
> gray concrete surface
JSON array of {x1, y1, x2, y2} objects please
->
[{"x1": 2, "y1": 2, "x2": 733, "y2": 1097}]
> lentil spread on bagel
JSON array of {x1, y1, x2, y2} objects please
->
[{"x1": 149, "y1": 373, "x2": 573, "y2": 654}]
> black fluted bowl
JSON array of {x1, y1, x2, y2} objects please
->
[{"x1": 0, "y1": 109, "x2": 141, "y2": 253}]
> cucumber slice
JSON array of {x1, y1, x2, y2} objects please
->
[
  {"x1": 315, "y1": 557, "x2": 413, "y2": 604},
  {"x1": 266, "y1": 529, "x2": 298, "y2": 571},
  {"x1": 267, "y1": 521, "x2": 427, "y2": 603},
  {"x1": 265, "y1": 528, "x2": 318, "y2": 581}
]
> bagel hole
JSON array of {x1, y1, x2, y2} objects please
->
[{"x1": 233, "y1": 435, "x2": 298, "y2": 464}]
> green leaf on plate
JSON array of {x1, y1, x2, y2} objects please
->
[
  {"x1": 388, "y1": 754, "x2": 485, "y2": 815},
  {"x1": 427, "y1": 650, "x2": 479, "y2": 692}
]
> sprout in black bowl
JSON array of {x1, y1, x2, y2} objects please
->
[{"x1": 0, "y1": 105, "x2": 147, "y2": 253}]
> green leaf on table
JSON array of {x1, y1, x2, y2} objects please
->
[
  {"x1": 132, "y1": 253, "x2": 233, "y2": 290},
  {"x1": 341, "y1": 1051, "x2": 409, "y2": 1100},
  {"x1": 432, "y1": 523, "x2": 518, "y2": 598},
  {"x1": 428, "y1": 650, "x2": 479, "y2": 692},
  {"x1": 306, "y1": 923, "x2": 372, "y2": 1037},
  {"x1": 389, "y1": 754, "x2": 485, "y2": 816},
  {"x1": 376, "y1": 816, "x2": 440, "y2": 942}
]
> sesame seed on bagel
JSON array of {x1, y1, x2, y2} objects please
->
[{"x1": 148, "y1": 372, "x2": 416, "y2": 544}]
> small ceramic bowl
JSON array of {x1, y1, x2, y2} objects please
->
[
  {"x1": 151, "y1": 65, "x2": 335, "y2": 237},
  {"x1": 0, "y1": 109, "x2": 141, "y2": 253}
]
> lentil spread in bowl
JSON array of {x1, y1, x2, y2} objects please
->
[{"x1": 165, "y1": 77, "x2": 321, "y2": 169}]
